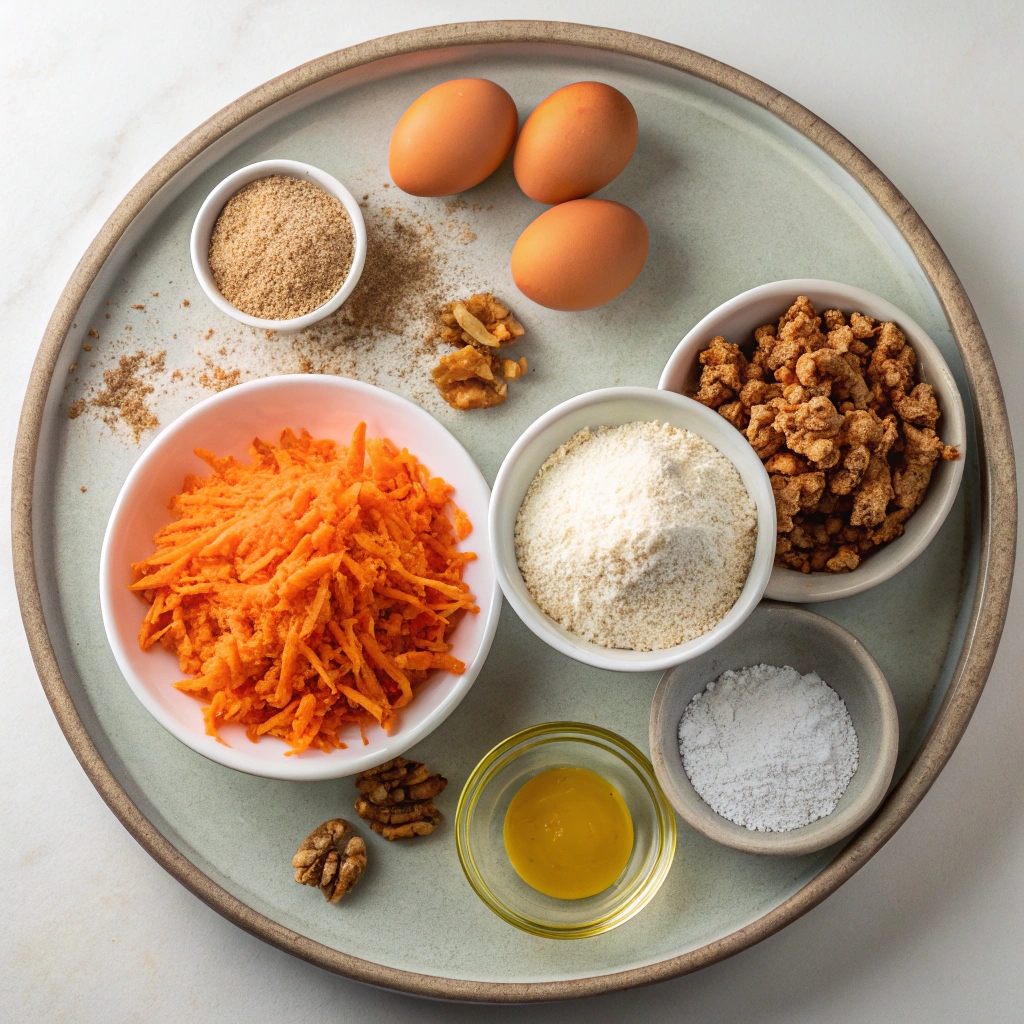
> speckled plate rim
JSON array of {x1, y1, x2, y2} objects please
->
[{"x1": 11, "y1": 20, "x2": 1016, "y2": 1003}]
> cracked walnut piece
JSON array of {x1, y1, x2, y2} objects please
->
[
  {"x1": 292, "y1": 819, "x2": 367, "y2": 903},
  {"x1": 692, "y1": 296, "x2": 958, "y2": 574},
  {"x1": 354, "y1": 757, "x2": 447, "y2": 840},
  {"x1": 432, "y1": 293, "x2": 527, "y2": 410}
]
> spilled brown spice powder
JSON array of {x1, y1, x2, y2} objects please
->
[
  {"x1": 333, "y1": 210, "x2": 451, "y2": 340},
  {"x1": 66, "y1": 192, "x2": 484, "y2": 439},
  {"x1": 88, "y1": 350, "x2": 165, "y2": 441},
  {"x1": 280, "y1": 202, "x2": 468, "y2": 405},
  {"x1": 197, "y1": 353, "x2": 241, "y2": 393}
]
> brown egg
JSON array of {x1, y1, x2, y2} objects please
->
[
  {"x1": 388, "y1": 79, "x2": 518, "y2": 197},
  {"x1": 513, "y1": 82, "x2": 638, "y2": 205},
  {"x1": 511, "y1": 199, "x2": 649, "y2": 311}
]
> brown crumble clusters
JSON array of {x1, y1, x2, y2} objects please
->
[
  {"x1": 693, "y1": 296, "x2": 959, "y2": 573},
  {"x1": 88, "y1": 329, "x2": 99, "y2": 339},
  {"x1": 68, "y1": 398, "x2": 85, "y2": 419},
  {"x1": 208, "y1": 175, "x2": 354, "y2": 320},
  {"x1": 80, "y1": 486, "x2": 87, "y2": 493},
  {"x1": 432, "y1": 293, "x2": 527, "y2": 410},
  {"x1": 131, "y1": 304, "x2": 145, "y2": 310},
  {"x1": 182, "y1": 299, "x2": 190, "y2": 307},
  {"x1": 83, "y1": 344, "x2": 92, "y2": 352},
  {"x1": 68, "y1": 362, "x2": 77, "y2": 373}
]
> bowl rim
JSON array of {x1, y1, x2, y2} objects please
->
[
  {"x1": 488, "y1": 385, "x2": 777, "y2": 672},
  {"x1": 649, "y1": 602, "x2": 900, "y2": 856},
  {"x1": 189, "y1": 158, "x2": 368, "y2": 332},
  {"x1": 98, "y1": 373, "x2": 501, "y2": 781},
  {"x1": 657, "y1": 278, "x2": 967, "y2": 603},
  {"x1": 455, "y1": 721, "x2": 678, "y2": 938}
]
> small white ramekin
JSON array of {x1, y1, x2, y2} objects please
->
[
  {"x1": 189, "y1": 159, "x2": 367, "y2": 333},
  {"x1": 658, "y1": 280, "x2": 967, "y2": 603},
  {"x1": 488, "y1": 387, "x2": 777, "y2": 673}
]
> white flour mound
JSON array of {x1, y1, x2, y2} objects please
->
[
  {"x1": 513, "y1": 421, "x2": 758, "y2": 651},
  {"x1": 679, "y1": 664, "x2": 860, "y2": 832}
]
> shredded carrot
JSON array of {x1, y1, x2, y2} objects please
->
[{"x1": 130, "y1": 424, "x2": 477, "y2": 754}]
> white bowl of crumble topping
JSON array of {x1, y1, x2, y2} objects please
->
[{"x1": 660, "y1": 280, "x2": 966, "y2": 603}]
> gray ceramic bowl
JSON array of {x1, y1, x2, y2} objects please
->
[{"x1": 649, "y1": 603, "x2": 898, "y2": 856}]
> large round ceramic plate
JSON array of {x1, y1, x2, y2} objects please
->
[{"x1": 13, "y1": 21, "x2": 1015, "y2": 1001}]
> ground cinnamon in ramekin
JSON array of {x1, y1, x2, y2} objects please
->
[{"x1": 208, "y1": 175, "x2": 354, "y2": 321}]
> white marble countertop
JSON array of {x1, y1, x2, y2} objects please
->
[{"x1": 4, "y1": 2, "x2": 1022, "y2": 1019}]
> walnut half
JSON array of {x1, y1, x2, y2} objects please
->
[
  {"x1": 354, "y1": 757, "x2": 447, "y2": 840},
  {"x1": 292, "y1": 818, "x2": 367, "y2": 903},
  {"x1": 439, "y1": 293, "x2": 524, "y2": 348},
  {"x1": 433, "y1": 293, "x2": 528, "y2": 410},
  {"x1": 431, "y1": 345, "x2": 508, "y2": 409}
]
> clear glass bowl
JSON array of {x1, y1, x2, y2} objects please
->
[{"x1": 455, "y1": 722, "x2": 677, "y2": 939}]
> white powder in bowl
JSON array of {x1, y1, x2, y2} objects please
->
[
  {"x1": 513, "y1": 421, "x2": 758, "y2": 651},
  {"x1": 679, "y1": 663, "x2": 860, "y2": 832}
]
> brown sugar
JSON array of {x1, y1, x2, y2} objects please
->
[
  {"x1": 208, "y1": 175, "x2": 354, "y2": 321},
  {"x1": 281, "y1": 203, "x2": 467, "y2": 407},
  {"x1": 89, "y1": 350, "x2": 165, "y2": 441},
  {"x1": 332, "y1": 212, "x2": 446, "y2": 341},
  {"x1": 197, "y1": 353, "x2": 242, "y2": 393}
]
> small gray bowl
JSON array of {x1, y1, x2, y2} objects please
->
[{"x1": 649, "y1": 603, "x2": 898, "y2": 856}]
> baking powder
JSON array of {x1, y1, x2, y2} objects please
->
[{"x1": 679, "y1": 663, "x2": 859, "y2": 832}]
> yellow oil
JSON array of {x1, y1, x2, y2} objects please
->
[{"x1": 502, "y1": 766, "x2": 634, "y2": 900}]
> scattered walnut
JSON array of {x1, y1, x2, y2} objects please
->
[
  {"x1": 692, "y1": 296, "x2": 959, "y2": 573},
  {"x1": 503, "y1": 357, "x2": 528, "y2": 380},
  {"x1": 433, "y1": 293, "x2": 527, "y2": 409},
  {"x1": 354, "y1": 757, "x2": 447, "y2": 840},
  {"x1": 292, "y1": 819, "x2": 367, "y2": 903},
  {"x1": 431, "y1": 345, "x2": 507, "y2": 409},
  {"x1": 440, "y1": 293, "x2": 524, "y2": 348}
]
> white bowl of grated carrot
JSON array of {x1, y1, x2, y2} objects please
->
[{"x1": 99, "y1": 375, "x2": 500, "y2": 780}]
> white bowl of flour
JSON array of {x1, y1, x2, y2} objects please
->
[{"x1": 489, "y1": 387, "x2": 776, "y2": 672}]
